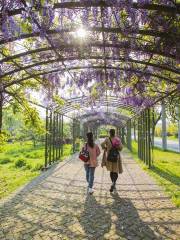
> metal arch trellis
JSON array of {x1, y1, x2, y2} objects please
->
[
  {"x1": 1, "y1": 55, "x2": 179, "y2": 84},
  {"x1": 36, "y1": 95, "x2": 172, "y2": 169},
  {"x1": 1, "y1": 46, "x2": 179, "y2": 68},
  {"x1": 28, "y1": 101, "x2": 81, "y2": 169},
  {"x1": 1, "y1": 23, "x2": 179, "y2": 86},
  {"x1": 1, "y1": 1, "x2": 179, "y2": 17},
  {"x1": 81, "y1": 117, "x2": 132, "y2": 151},
  {"x1": 78, "y1": 112, "x2": 130, "y2": 122},
  {"x1": 0, "y1": 0, "x2": 179, "y2": 169},
  {"x1": 44, "y1": 109, "x2": 81, "y2": 169},
  {"x1": 0, "y1": 1, "x2": 179, "y2": 74},
  {"x1": 57, "y1": 104, "x2": 136, "y2": 119},
  {"x1": 54, "y1": 96, "x2": 137, "y2": 116},
  {"x1": 0, "y1": 25, "x2": 179, "y2": 46},
  {"x1": 137, "y1": 108, "x2": 152, "y2": 168},
  {"x1": 81, "y1": 109, "x2": 152, "y2": 168},
  {"x1": 1, "y1": 1, "x2": 178, "y2": 87},
  {"x1": 1, "y1": 63, "x2": 179, "y2": 94},
  {"x1": 29, "y1": 97, "x2": 154, "y2": 168}
]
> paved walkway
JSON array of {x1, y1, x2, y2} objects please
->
[{"x1": 0, "y1": 149, "x2": 180, "y2": 240}]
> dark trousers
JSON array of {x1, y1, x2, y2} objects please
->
[{"x1": 110, "y1": 172, "x2": 118, "y2": 184}]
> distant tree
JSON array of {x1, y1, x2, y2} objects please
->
[{"x1": 167, "y1": 123, "x2": 178, "y2": 137}]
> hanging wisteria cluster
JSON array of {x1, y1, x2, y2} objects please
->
[{"x1": 0, "y1": 0, "x2": 179, "y2": 122}]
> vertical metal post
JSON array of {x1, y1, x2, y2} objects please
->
[
  {"x1": 134, "y1": 120, "x2": 136, "y2": 141},
  {"x1": 142, "y1": 113, "x2": 144, "y2": 161},
  {"x1": 139, "y1": 116, "x2": 141, "y2": 159},
  {"x1": 177, "y1": 105, "x2": 180, "y2": 153},
  {"x1": 49, "y1": 111, "x2": 52, "y2": 165},
  {"x1": 122, "y1": 127, "x2": 125, "y2": 145},
  {"x1": 147, "y1": 108, "x2": 152, "y2": 168},
  {"x1": 61, "y1": 115, "x2": 64, "y2": 156},
  {"x1": 45, "y1": 108, "x2": 49, "y2": 168},
  {"x1": 118, "y1": 128, "x2": 121, "y2": 139},
  {"x1": 139, "y1": 115, "x2": 141, "y2": 159},
  {"x1": 152, "y1": 108, "x2": 155, "y2": 148},
  {"x1": 56, "y1": 113, "x2": 59, "y2": 161},
  {"x1": 178, "y1": 114, "x2": 180, "y2": 153},
  {"x1": 0, "y1": 91, "x2": 3, "y2": 134},
  {"x1": 52, "y1": 112, "x2": 55, "y2": 163},
  {"x1": 58, "y1": 114, "x2": 61, "y2": 159},
  {"x1": 138, "y1": 115, "x2": 142, "y2": 159},
  {"x1": 73, "y1": 120, "x2": 75, "y2": 153},
  {"x1": 140, "y1": 113, "x2": 143, "y2": 160},
  {"x1": 162, "y1": 101, "x2": 167, "y2": 150},
  {"x1": 127, "y1": 120, "x2": 132, "y2": 151},
  {"x1": 145, "y1": 110, "x2": 148, "y2": 165},
  {"x1": 143, "y1": 111, "x2": 146, "y2": 163}
]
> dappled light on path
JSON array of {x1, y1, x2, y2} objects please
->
[{"x1": 0, "y1": 151, "x2": 179, "y2": 239}]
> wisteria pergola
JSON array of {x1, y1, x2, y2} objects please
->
[{"x1": 0, "y1": 0, "x2": 179, "y2": 168}]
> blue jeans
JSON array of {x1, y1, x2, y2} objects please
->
[{"x1": 84, "y1": 164, "x2": 95, "y2": 188}]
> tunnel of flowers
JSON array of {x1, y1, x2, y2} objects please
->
[{"x1": 0, "y1": 0, "x2": 179, "y2": 168}]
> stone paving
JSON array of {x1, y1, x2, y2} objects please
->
[{"x1": 0, "y1": 149, "x2": 180, "y2": 240}]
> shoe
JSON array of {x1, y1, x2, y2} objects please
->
[
  {"x1": 88, "y1": 188, "x2": 94, "y2": 194},
  {"x1": 110, "y1": 183, "x2": 116, "y2": 192},
  {"x1": 110, "y1": 185, "x2": 114, "y2": 192}
]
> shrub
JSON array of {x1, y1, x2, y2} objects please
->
[
  {"x1": 15, "y1": 158, "x2": 27, "y2": 168},
  {"x1": 32, "y1": 163, "x2": 43, "y2": 171},
  {"x1": 0, "y1": 158, "x2": 11, "y2": 164},
  {"x1": 25, "y1": 153, "x2": 32, "y2": 158},
  {"x1": 24, "y1": 164, "x2": 32, "y2": 170},
  {"x1": 0, "y1": 132, "x2": 8, "y2": 152},
  {"x1": 99, "y1": 135, "x2": 108, "y2": 138},
  {"x1": 25, "y1": 151, "x2": 43, "y2": 158}
]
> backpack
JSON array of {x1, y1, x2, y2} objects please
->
[
  {"x1": 79, "y1": 144, "x2": 90, "y2": 162},
  {"x1": 107, "y1": 138, "x2": 119, "y2": 162}
]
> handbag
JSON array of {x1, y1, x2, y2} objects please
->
[
  {"x1": 107, "y1": 138, "x2": 119, "y2": 163},
  {"x1": 79, "y1": 144, "x2": 90, "y2": 162}
]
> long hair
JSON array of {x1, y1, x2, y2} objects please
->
[
  {"x1": 110, "y1": 129, "x2": 115, "y2": 137},
  {"x1": 86, "y1": 132, "x2": 94, "y2": 148}
]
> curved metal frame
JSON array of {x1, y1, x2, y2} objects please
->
[
  {"x1": 0, "y1": 1, "x2": 179, "y2": 123},
  {"x1": 0, "y1": 1, "x2": 178, "y2": 170}
]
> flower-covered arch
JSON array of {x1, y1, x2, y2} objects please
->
[{"x1": 0, "y1": 0, "x2": 179, "y2": 167}]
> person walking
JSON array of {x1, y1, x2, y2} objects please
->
[
  {"x1": 101, "y1": 129, "x2": 123, "y2": 192},
  {"x1": 83, "y1": 132, "x2": 101, "y2": 194}
]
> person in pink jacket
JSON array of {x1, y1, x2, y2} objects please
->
[{"x1": 83, "y1": 132, "x2": 101, "y2": 194}]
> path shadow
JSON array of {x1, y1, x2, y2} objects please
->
[
  {"x1": 151, "y1": 166, "x2": 180, "y2": 186},
  {"x1": 0, "y1": 153, "x2": 179, "y2": 239},
  {"x1": 79, "y1": 195, "x2": 111, "y2": 239},
  {"x1": 110, "y1": 191, "x2": 162, "y2": 239},
  {"x1": 78, "y1": 191, "x2": 165, "y2": 239}
]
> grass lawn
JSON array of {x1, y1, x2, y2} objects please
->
[
  {"x1": 131, "y1": 141, "x2": 180, "y2": 207},
  {"x1": 0, "y1": 141, "x2": 72, "y2": 200},
  {"x1": 167, "y1": 136, "x2": 179, "y2": 141}
]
